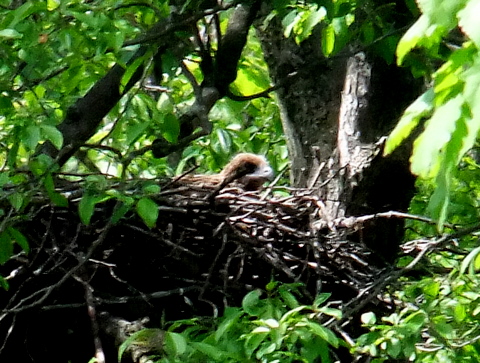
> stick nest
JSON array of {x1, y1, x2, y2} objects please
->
[{"x1": 1, "y1": 179, "x2": 386, "y2": 319}]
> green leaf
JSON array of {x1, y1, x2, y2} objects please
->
[
  {"x1": 321, "y1": 23, "x2": 335, "y2": 56},
  {"x1": 278, "y1": 287, "x2": 300, "y2": 309},
  {"x1": 404, "y1": 311, "x2": 426, "y2": 331},
  {"x1": 40, "y1": 125, "x2": 63, "y2": 150},
  {"x1": 313, "y1": 293, "x2": 331, "y2": 307},
  {"x1": 110, "y1": 199, "x2": 134, "y2": 225},
  {"x1": 282, "y1": 10, "x2": 299, "y2": 38},
  {"x1": 242, "y1": 290, "x2": 263, "y2": 316},
  {"x1": 47, "y1": 0, "x2": 60, "y2": 11},
  {"x1": 0, "y1": 231, "x2": 13, "y2": 265},
  {"x1": 433, "y1": 320, "x2": 454, "y2": 339},
  {"x1": 8, "y1": 192, "x2": 24, "y2": 211},
  {"x1": 164, "y1": 332, "x2": 187, "y2": 356},
  {"x1": 462, "y1": 62, "x2": 480, "y2": 153},
  {"x1": 396, "y1": 16, "x2": 430, "y2": 64},
  {"x1": 252, "y1": 326, "x2": 270, "y2": 333},
  {"x1": 319, "y1": 307, "x2": 342, "y2": 319},
  {"x1": 7, "y1": 227, "x2": 29, "y2": 254},
  {"x1": 458, "y1": 1, "x2": 480, "y2": 48},
  {"x1": 162, "y1": 113, "x2": 180, "y2": 143},
  {"x1": 385, "y1": 89, "x2": 434, "y2": 155},
  {"x1": 79, "y1": 191, "x2": 112, "y2": 226},
  {"x1": 361, "y1": 312, "x2": 377, "y2": 325},
  {"x1": 460, "y1": 246, "x2": 480, "y2": 275},
  {"x1": 0, "y1": 29, "x2": 22, "y2": 39},
  {"x1": 215, "y1": 308, "x2": 244, "y2": 342},
  {"x1": 418, "y1": 0, "x2": 467, "y2": 29},
  {"x1": 190, "y1": 342, "x2": 227, "y2": 360},
  {"x1": 453, "y1": 303, "x2": 467, "y2": 323},
  {"x1": 142, "y1": 184, "x2": 161, "y2": 195},
  {"x1": 305, "y1": 321, "x2": 339, "y2": 348},
  {"x1": 125, "y1": 121, "x2": 149, "y2": 146},
  {"x1": 427, "y1": 113, "x2": 468, "y2": 229},
  {"x1": 22, "y1": 125, "x2": 41, "y2": 151},
  {"x1": 386, "y1": 337, "x2": 402, "y2": 358},
  {"x1": 214, "y1": 128, "x2": 232, "y2": 155},
  {"x1": 262, "y1": 318, "x2": 280, "y2": 329},
  {"x1": 3, "y1": 1, "x2": 46, "y2": 28},
  {"x1": 422, "y1": 279, "x2": 440, "y2": 298},
  {"x1": 72, "y1": 11, "x2": 99, "y2": 28},
  {"x1": 157, "y1": 92, "x2": 174, "y2": 114},
  {"x1": 243, "y1": 332, "x2": 268, "y2": 358},
  {"x1": 136, "y1": 197, "x2": 159, "y2": 228},
  {"x1": 298, "y1": 6, "x2": 327, "y2": 43},
  {"x1": 44, "y1": 173, "x2": 68, "y2": 207},
  {"x1": 120, "y1": 56, "x2": 144, "y2": 94},
  {"x1": 0, "y1": 275, "x2": 9, "y2": 291},
  {"x1": 255, "y1": 342, "x2": 276, "y2": 359},
  {"x1": 411, "y1": 95, "x2": 463, "y2": 177}
]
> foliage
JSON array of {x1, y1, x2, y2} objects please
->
[
  {"x1": 121, "y1": 283, "x2": 343, "y2": 363},
  {"x1": 355, "y1": 148, "x2": 480, "y2": 362},
  {"x1": 3, "y1": 0, "x2": 480, "y2": 362},
  {"x1": 0, "y1": 0, "x2": 287, "y2": 265},
  {"x1": 385, "y1": 0, "x2": 480, "y2": 229},
  {"x1": 356, "y1": 259, "x2": 480, "y2": 362}
]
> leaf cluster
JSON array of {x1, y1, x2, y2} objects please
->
[
  {"x1": 385, "y1": 0, "x2": 480, "y2": 229},
  {"x1": 122, "y1": 282, "x2": 343, "y2": 363}
]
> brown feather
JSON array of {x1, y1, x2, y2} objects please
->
[{"x1": 176, "y1": 153, "x2": 274, "y2": 191}]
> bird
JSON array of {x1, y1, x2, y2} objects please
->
[{"x1": 176, "y1": 153, "x2": 274, "y2": 191}]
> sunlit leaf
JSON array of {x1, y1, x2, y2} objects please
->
[
  {"x1": 322, "y1": 24, "x2": 335, "y2": 56},
  {"x1": 458, "y1": 0, "x2": 480, "y2": 48},
  {"x1": 411, "y1": 95, "x2": 463, "y2": 177},
  {"x1": 396, "y1": 16, "x2": 430, "y2": 64},
  {"x1": 460, "y1": 246, "x2": 480, "y2": 275},
  {"x1": 120, "y1": 56, "x2": 144, "y2": 94},
  {"x1": 136, "y1": 197, "x2": 158, "y2": 228},
  {"x1": 385, "y1": 89, "x2": 434, "y2": 155},
  {"x1": 361, "y1": 312, "x2": 376, "y2": 325},
  {"x1": 0, "y1": 29, "x2": 22, "y2": 39},
  {"x1": 428, "y1": 112, "x2": 468, "y2": 229}
]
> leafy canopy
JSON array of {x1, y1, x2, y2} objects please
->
[{"x1": 385, "y1": 0, "x2": 480, "y2": 229}]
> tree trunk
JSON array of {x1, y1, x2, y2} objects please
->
[{"x1": 257, "y1": 18, "x2": 421, "y2": 263}]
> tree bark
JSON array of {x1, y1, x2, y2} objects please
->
[{"x1": 257, "y1": 17, "x2": 421, "y2": 263}]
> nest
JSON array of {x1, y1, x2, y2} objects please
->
[{"x1": 0, "y1": 179, "x2": 389, "y2": 361}]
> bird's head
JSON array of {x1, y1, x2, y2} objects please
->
[{"x1": 220, "y1": 153, "x2": 274, "y2": 191}]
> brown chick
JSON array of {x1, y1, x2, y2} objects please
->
[{"x1": 178, "y1": 153, "x2": 274, "y2": 191}]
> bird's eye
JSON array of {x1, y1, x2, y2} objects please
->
[{"x1": 243, "y1": 162, "x2": 257, "y2": 173}]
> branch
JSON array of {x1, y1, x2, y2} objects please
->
[{"x1": 213, "y1": 0, "x2": 261, "y2": 95}]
